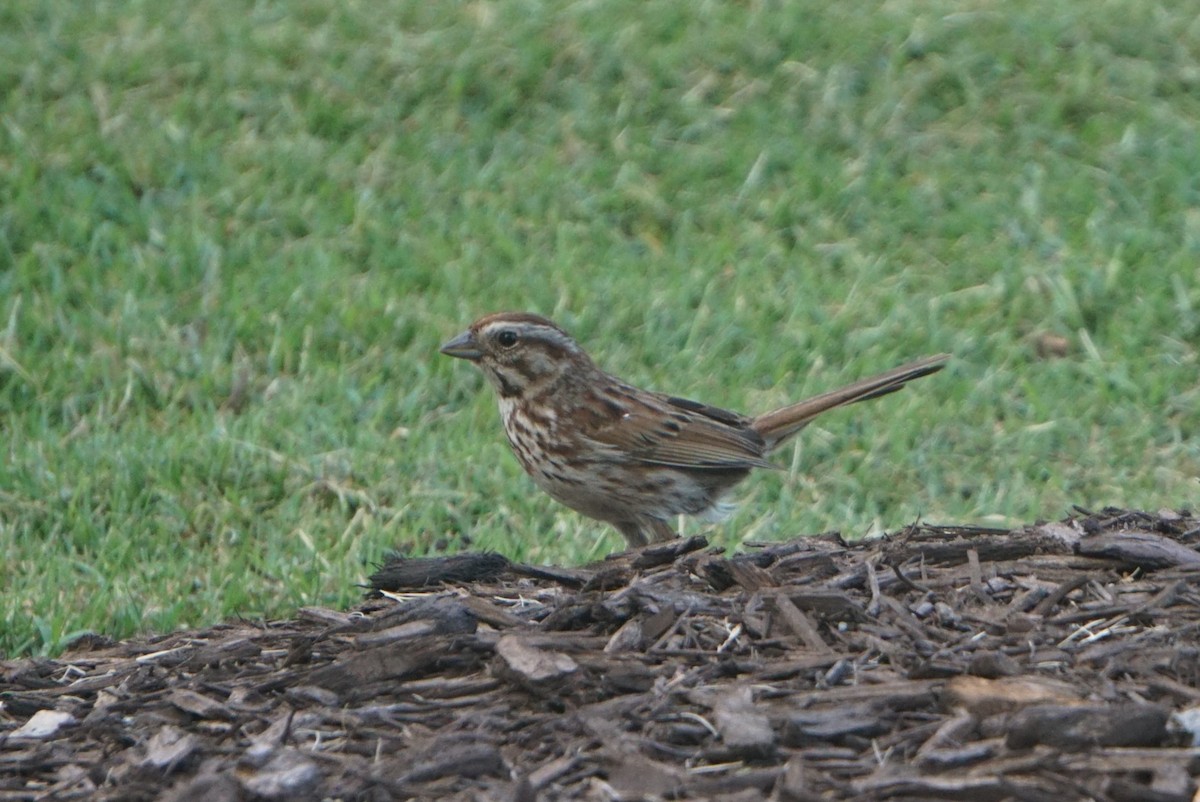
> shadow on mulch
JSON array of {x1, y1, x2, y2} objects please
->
[{"x1": 3, "y1": 507, "x2": 1200, "y2": 801}]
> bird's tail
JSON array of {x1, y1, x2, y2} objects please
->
[{"x1": 750, "y1": 354, "x2": 950, "y2": 452}]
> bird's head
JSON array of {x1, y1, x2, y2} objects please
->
[{"x1": 441, "y1": 312, "x2": 591, "y2": 398}]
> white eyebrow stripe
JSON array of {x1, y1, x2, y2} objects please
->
[{"x1": 480, "y1": 321, "x2": 577, "y2": 351}]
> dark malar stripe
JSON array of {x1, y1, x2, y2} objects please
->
[{"x1": 492, "y1": 369, "x2": 523, "y2": 398}]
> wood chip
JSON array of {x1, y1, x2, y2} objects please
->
[
  {"x1": 1006, "y1": 703, "x2": 1170, "y2": 749},
  {"x1": 10, "y1": 709, "x2": 76, "y2": 739},
  {"x1": 494, "y1": 634, "x2": 577, "y2": 686}
]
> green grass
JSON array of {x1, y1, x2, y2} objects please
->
[{"x1": 2, "y1": 0, "x2": 1197, "y2": 656}]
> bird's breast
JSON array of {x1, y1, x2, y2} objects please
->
[{"x1": 498, "y1": 398, "x2": 556, "y2": 474}]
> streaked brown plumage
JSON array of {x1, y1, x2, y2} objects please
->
[{"x1": 442, "y1": 312, "x2": 948, "y2": 548}]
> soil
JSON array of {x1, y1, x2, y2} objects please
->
[{"x1": 3, "y1": 507, "x2": 1200, "y2": 801}]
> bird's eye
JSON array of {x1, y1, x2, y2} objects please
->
[{"x1": 496, "y1": 329, "x2": 519, "y2": 348}]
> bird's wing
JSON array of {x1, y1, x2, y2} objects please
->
[{"x1": 583, "y1": 388, "x2": 774, "y2": 470}]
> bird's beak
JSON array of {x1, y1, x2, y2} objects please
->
[{"x1": 440, "y1": 330, "x2": 483, "y2": 361}]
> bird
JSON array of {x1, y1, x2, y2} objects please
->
[{"x1": 441, "y1": 312, "x2": 948, "y2": 548}]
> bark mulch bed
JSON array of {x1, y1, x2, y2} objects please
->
[{"x1": 4, "y1": 507, "x2": 1200, "y2": 801}]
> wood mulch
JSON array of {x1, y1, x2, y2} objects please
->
[{"x1": 3, "y1": 507, "x2": 1200, "y2": 801}]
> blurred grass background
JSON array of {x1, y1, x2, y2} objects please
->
[{"x1": 2, "y1": 0, "x2": 1197, "y2": 655}]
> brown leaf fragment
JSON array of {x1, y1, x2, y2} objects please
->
[
  {"x1": 943, "y1": 675, "x2": 1082, "y2": 716},
  {"x1": 1006, "y1": 704, "x2": 1170, "y2": 750}
]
